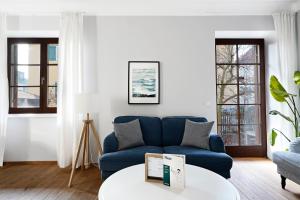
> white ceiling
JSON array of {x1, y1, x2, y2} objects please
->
[{"x1": 0, "y1": 0, "x2": 299, "y2": 16}]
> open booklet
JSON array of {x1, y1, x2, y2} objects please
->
[{"x1": 145, "y1": 153, "x2": 185, "y2": 189}]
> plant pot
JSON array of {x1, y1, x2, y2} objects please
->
[{"x1": 289, "y1": 137, "x2": 300, "y2": 153}]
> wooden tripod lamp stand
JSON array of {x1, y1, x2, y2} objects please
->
[{"x1": 68, "y1": 93, "x2": 103, "y2": 187}]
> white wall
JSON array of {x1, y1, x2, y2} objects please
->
[
  {"x1": 7, "y1": 16, "x2": 59, "y2": 32},
  {"x1": 263, "y1": 33, "x2": 280, "y2": 158},
  {"x1": 96, "y1": 16, "x2": 275, "y2": 143},
  {"x1": 4, "y1": 16, "x2": 60, "y2": 162},
  {"x1": 5, "y1": 116, "x2": 58, "y2": 161},
  {"x1": 4, "y1": 15, "x2": 100, "y2": 162},
  {"x1": 4, "y1": 15, "x2": 275, "y2": 161}
]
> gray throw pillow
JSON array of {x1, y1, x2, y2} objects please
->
[
  {"x1": 114, "y1": 119, "x2": 145, "y2": 150},
  {"x1": 289, "y1": 138, "x2": 300, "y2": 153},
  {"x1": 181, "y1": 120, "x2": 214, "y2": 150}
]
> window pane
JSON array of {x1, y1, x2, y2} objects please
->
[
  {"x1": 218, "y1": 125, "x2": 238, "y2": 146},
  {"x1": 216, "y1": 65, "x2": 237, "y2": 84},
  {"x1": 217, "y1": 105, "x2": 238, "y2": 125},
  {"x1": 48, "y1": 65, "x2": 58, "y2": 86},
  {"x1": 238, "y1": 45, "x2": 259, "y2": 64},
  {"x1": 240, "y1": 105, "x2": 260, "y2": 125},
  {"x1": 240, "y1": 125, "x2": 261, "y2": 146},
  {"x1": 10, "y1": 65, "x2": 40, "y2": 86},
  {"x1": 10, "y1": 87, "x2": 40, "y2": 108},
  {"x1": 216, "y1": 45, "x2": 237, "y2": 64},
  {"x1": 217, "y1": 85, "x2": 238, "y2": 104},
  {"x1": 239, "y1": 65, "x2": 259, "y2": 84},
  {"x1": 11, "y1": 44, "x2": 40, "y2": 64},
  {"x1": 48, "y1": 87, "x2": 57, "y2": 107},
  {"x1": 239, "y1": 85, "x2": 260, "y2": 104},
  {"x1": 48, "y1": 44, "x2": 58, "y2": 64}
]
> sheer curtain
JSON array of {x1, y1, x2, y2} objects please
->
[
  {"x1": 272, "y1": 12, "x2": 298, "y2": 150},
  {"x1": 0, "y1": 13, "x2": 8, "y2": 167},
  {"x1": 57, "y1": 13, "x2": 84, "y2": 168},
  {"x1": 273, "y1": 12, "x2": 298, "y2": 95}
]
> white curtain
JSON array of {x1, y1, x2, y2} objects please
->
[
  {"x1": 57, "y1": 13, "x2": 84, "y2": 168},
  {"x1": 0, "y1": 14, "x2": 8, "y2": 167},
  {"x1": 273, "y1": 12, "x2": 298, "y2": 95},
  {"x1": 272, "y1": 12, "x2": 298, "y2": 150}
]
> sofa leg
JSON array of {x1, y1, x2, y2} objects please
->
[{"x1": 281, "y1": 175, "x2": 286, "y2": 189}]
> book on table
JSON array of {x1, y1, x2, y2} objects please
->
[{"x1": 145, "y1": 153, "x2": 185, "y2": 189}]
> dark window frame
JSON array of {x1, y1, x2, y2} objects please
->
[
  {"x1": 215, "y1": 38, "x2": 267, "y2": 157},
  {"x1": 7, "y1": 38, "x2": 58, "y2": 114}
]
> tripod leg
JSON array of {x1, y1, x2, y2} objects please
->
[
  {"x1": 68, "y1": 123, "x2": 87, "y2": 187},
  {"x1": 86, "y1": 124, "x2": 90, "y2": 168},
  {"x1": 90, "y1": 121, "x2": 103, "y2": 155},
  {"x1": 82, "y1": 124, "x2": 87, "y2": 170}
]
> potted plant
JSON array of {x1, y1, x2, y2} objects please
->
[{"x1": 269, "y1": 71, "x2": 300, "y2": 152}]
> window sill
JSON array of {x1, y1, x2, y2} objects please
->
[{"x1": 8, "y1": 114, "x2": 57, "y2": 118}]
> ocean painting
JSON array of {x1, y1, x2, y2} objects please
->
[
  {"x1": 132, "y1": 68, "x2": 156, "y2": 97},
  {"x1": 128, "y1": 61, "x2": 160, "y2": 104}
]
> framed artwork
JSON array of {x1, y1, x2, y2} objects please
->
[{"x1": 128, "y1": 61, "x2": 160, "y2": 104}]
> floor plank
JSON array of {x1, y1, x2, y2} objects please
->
[
  {"x1": 230, "y1": 158, "x2": 300, "y2": 200},
  {"x1": 0, "y1": 158, "x2": 299, "y2": 200},
  {"x1": 0, "y1": 164, "x2": 100, "y2": 200}
]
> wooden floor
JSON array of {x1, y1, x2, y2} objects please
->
[
  {"x1": 0, "y1": 163, "x2": 101, "y2": 200},
  {"x1": 0, "y1": 158, "x2": 299, "y2": 200},
  {"x1": 231, "y1": 158, "x2": 300, "y2": 200}
]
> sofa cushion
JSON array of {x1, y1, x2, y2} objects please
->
[
  {"x1": 289, "y1": 138, "x2": 300, "y2": 153},
  {"x1": 114, "y1": 119, "x2": 144, "y2": 150},
  {"x1": 181, "y1": 120, "x2": 214, "y2": 150},
  {"x1": 100, "y1": 146, "x2": 163, "y2": 172},
  {"x1": 163, "y1": 146, "x2": 232, "y2": 175},
  {"x1": 114, "y1": 116, "x2": 162, "y2": 146},
  {"x1": 162, "y1": 116, "x2": 207, "y2": 146}
]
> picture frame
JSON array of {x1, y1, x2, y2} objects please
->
[
  {"x1": 128, "y1": 61, "x2": 160, "y2": 104},
  {"x1": 145, "y1": 153, "x2": 163, "y2": 183}
]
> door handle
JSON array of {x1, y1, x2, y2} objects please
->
[{"x1": 41, "y1": 77, "x2": 45, "y2": 85}]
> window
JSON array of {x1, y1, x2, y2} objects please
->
[
  {"x1": 8, "y1": 38, "x2": 58, "y2": 114},
  {"x1": 215, "y1": 39, "x2": 266, "y2": 157}
]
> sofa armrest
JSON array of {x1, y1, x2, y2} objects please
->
[
  {"x1": 103, "y1": 132, "x2": 119, "y2": 154},
  {"x1": 209, "y1": 133, "x2": 225, "y2": 153}
]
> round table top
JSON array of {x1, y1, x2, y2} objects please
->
[{"x1": 99, "y1": 164, "x2": 240, "y2": 200}]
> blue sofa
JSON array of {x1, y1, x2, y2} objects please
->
[{"x1": 99, "y1": 116, "x2": 233, "y2": 180}]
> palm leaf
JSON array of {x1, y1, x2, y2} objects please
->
[
  {"x1": 271, "y1": 129, "x2": 278, "y2": 146},
  {"x1": 269, "y1": 76, "x2": 289, "y2": 102},
  {"x1": 269, "y1": 110, "x2": 293, "y2": 123},
  {"x1": 294, "y1": 71, "x2": 300, "y2": 85}
]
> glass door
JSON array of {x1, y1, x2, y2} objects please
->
[{"x1": 215, "y1": 39, "x2": 266, "y2": 157}]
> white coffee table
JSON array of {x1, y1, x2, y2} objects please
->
[{"x1": 99, "y1": 164, "x2": 240, "y2": 200}]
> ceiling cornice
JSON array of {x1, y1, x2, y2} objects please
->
[{"x1": 0, "y1": 0, "x2": 297, "y2": 16}]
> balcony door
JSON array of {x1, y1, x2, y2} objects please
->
[{"x1": 215, "y1": 39, "x2": 266, "y2": 157}]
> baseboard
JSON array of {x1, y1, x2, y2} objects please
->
[{"x1": 3, "y1": 161, "x2": 57, "y2": 165}]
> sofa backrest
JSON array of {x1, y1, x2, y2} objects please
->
[
  {"x1": 162, "y1": 116, "x2": 207, "y2": 146},
  {"x1": 114, "y1": 116, "x2": 162, "y2": 146}
]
